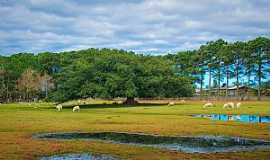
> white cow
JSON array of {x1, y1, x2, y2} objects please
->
[
  {"x1": 56, "y1": 104, "x2": 62, "y2": 111},
  {"x1": 73, "y1": 106, "x2": 80, "y2": 112},
  {"x1": 180, "y1": 100, "x2": 186, "y2": 104},
  {"x1": 168, "y1": 102, "x2": 175, "y2": 106},
  {"x1": 203, "y1": 102, "x2": 214, "y2": 108},
  {"x1": 117, "y1": 101, "x2": 122, "y2": 104},
  {"x1": 236, "y1": 102, "x2": 241, "y2": 108},
  {"x1": 223, "y1": 102, "x2": 234, "y2": 109}
]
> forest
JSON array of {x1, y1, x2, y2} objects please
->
[{"x1": 0, "y1": 37, "x2": 270, "y2": 103}]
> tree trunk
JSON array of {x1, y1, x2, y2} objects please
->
[
  {"x1": 218, "y1": 67, "x2": 221, "y2": 99},
  {"x1": 236, "y1": 63, "x2": 239, "y2": 100},
  {"x1": 1, "y1": 73, "x2": 4, "y2": 101},
  {"x1": 226, "y1": 65, "x2": 229, "y2": 99},
  {"x1": 6, "y1": 76, "x2": 9, "y2": 102},
  {"x1": 208, "y1": 67, "x2": 211, "y2": 97},
  {"x1": 45, "y1": 80, "x2": 48, "y2": 98},
  {"x1": 123, "y1": 97, "x2": 138, "y2": 105},
  {"x1": 200, "y1": 70, "x2": 203, "y2": 100},
  {"x1": 258, "y1": 63, "x2": 262, "y2": 101},
  {"x1": 247, "y1": 70, "x2": 251, "y2": 100}
]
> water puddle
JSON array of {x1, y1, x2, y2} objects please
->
[
  {"x1": 40, "y1": 153, "x2": 118, "y2": 160},
  {"x1": 34, "y1": 132, "x2": 270, "y2": 153},
  {"x1": 193, "y1": 114, "x2": 270, "y2": 123}
]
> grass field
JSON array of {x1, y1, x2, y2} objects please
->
[{"x1": 0, "y1": 101, "x2": 270, "y2": 160}]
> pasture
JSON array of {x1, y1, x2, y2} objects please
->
[{"x1": 0, "y1": 100, "x2": 270, "y2": 160}]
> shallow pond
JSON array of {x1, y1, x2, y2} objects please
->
[
  {"x1": 40, "y1": 153, "x2": 118, "y2": 160},
  {"x1": 34, "y1": 132, "x2": 270, "y2": 153},
  {"x1": 193, "y1": 114, "x2": 270, "y2": 123}
]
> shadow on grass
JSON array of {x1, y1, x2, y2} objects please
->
[{"x1": 61, "y1": 103, "x2": 167, "y2": 109}]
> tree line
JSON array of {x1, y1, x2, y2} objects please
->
[
  {"x1": 0, "y1": 49, "x2": 193, "y2": 103},
  {"x1": 166, "y1": 37, "x2": 270, "y2": 100},
  {"x1": 0, "y1": 36, "x2": 269, "y2": 103}
]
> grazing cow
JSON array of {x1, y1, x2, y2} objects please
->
[
  {"x1": 203, "y1": 102, "x2": 214, "y2": 108},
  {"x1": 223, "y1": 102, "x2": 234, "y2": 109},
  {"x1": 56, "y1": 104, "x2": 62, "y2": 111},
  {"x1": 168, "y1": 102, "x2": 175, "y2": 106},
  {"x1": 73, "y1": 106, "x2": 80, "y2": 112},
  {"x1": 180, "y1": 100, "x2": 186, "y2": 104},
  {"x1": 117, "y1": 101, "x2": 122, "y2": 104},
  {"x1": 236, "y1": 102, "x2": 241, "y2": 108}
]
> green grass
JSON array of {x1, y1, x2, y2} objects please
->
[{"x1": 0, "y1": 101, "x2": 270, "y2": 159}]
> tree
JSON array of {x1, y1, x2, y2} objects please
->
[
  {"x1": 242, "y1": 43, "x2": 256, "y2": 99},
  {"x1": 219, "y1": 44, "x2": 234, "y2": 98},
  {"x1": 16, "y1": 68, "x2": 46, "y2": 101},
  {"x1": 199, "y1": 39, "x2": 227, "y2": 97},
  {"x1": 195, "y1": 48, "x2": 207, "y2": 98},
  {"x1": 37, "y1": 52, "x2": 59, "y2": 73},
  {"x1": 38, "y1": 72, "x2": 54, "y2": 98},
  {"x1": 124, "y1": 79, "x2": 138, "y2": 104},
  {"x1": 231, "y1": 41, "x2": 246, "y2": 99},
  {"x1": 0, "y1": 68, "x2": 6, "y2": 102},
  {"x1": 209, "y1": 39, "x2": 227, "y2": 97},
  {"x1": 247, "y1": 37, "x2": 270, "y2": 100},
  {"x1": 50, "y1": 49, "x2": 194, "y2": 103}
]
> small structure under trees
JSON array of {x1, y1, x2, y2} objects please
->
[{"x1": 196, "y1": 85, "x2": 257, "y2": 99}]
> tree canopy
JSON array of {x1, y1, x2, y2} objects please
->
[
  {"x1": 0, "y1": 36, "x2": 270, "y2": 103},
  {"x1": 0, "y1": 48, "x2": 193, "y2": 103}
]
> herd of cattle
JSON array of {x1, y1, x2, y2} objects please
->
[
  {"x1": 56, "y1": 104, "x2": 80, "y2": 112},
  {"x1": 55, "y1": 100, "x2": 241, "y2": 112},
  {"x1": 202, "y1": 102, "x2": 241, "y2": 109}
]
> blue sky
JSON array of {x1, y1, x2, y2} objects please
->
[{"x1": 1, "y1": 0, "x2": 270, "y2": 55}]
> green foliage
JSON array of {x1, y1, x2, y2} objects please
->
[
  {"x1": 1, "y1": 36, "x2": 270, "y2": 102},
  {"x1": 48, "y1": 49, "x2": 193, "y2": 102}
]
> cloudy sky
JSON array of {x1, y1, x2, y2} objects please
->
[{"x1": 0, "y1": 0, "x2": 270, "y2": 55}]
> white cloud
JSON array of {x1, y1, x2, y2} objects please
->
[{"x1": 0, "y1": 0, "x2": 269, "y2": 55}]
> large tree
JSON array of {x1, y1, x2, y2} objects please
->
[
  {"x1": 17, "y1": 69, "x2": 39, "y2": 101},
  {"x1": 230, "y1": 41, "x2": 246, "y2": 99},
  {"x1": 247, "y1": 37, "x2": 270, "y2": 100},
  {"x1": 50, "y1": 49, "x2": 194, "y2": 103}
]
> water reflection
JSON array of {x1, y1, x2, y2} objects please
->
[{"x1": 193, "y1": 114, "x2": 270, "y2": 123}]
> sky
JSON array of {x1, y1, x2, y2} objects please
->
[{"x1": 0, "y1": 0, "x2": 270, "y2": 56}]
